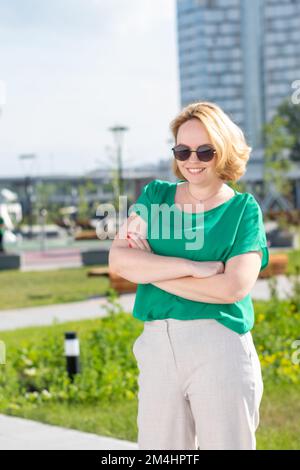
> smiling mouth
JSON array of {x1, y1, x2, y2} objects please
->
[{"x1": 186, "y1": 168, "x2": 206, "y2": 174}]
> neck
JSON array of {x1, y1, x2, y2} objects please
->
[{"x1": 186, "y1": 181, "x2": 225, "y2": 202}]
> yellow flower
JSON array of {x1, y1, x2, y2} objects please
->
[
  {"x1": 257, "y1": 313, "x2": 265, "y2": 323},
  {"x1": 280, "y1": 357, "x2": 291, "y2": 366},
  {"x1": 263, "y1": 354, "x2": 277, "y2": 365}
]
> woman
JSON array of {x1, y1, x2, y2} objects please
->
[{"x1": 109, "y1": 101, "x2": 269, "y2": 450}]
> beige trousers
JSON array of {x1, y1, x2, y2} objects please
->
[{"x1": 132, "y1": 318, "x2": 264, "y2": 450}]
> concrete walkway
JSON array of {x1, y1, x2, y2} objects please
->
[
  {"x1": 250, "y1": 273, "x2": 295, "y2": 301},
  {"x1": 0, "y1": 414, "x2": 138, "y2": 450},
  {"x1": 0, "y1": 275, "x2": 296, "y2": 331},
  {"x1": 0, "y1": 293, "x2": 136, "y2": 331}
]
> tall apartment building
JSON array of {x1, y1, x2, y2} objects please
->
[{"x1": 176, "y1": 0, "x2": 300, "y2": 162}]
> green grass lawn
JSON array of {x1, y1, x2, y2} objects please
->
[
  {"x1": 257, "y1": 382, "x2": 300, "y2": 450},
  {"x1": 1, "y1": 382, "x2": 299, "y2": 449},
  {"x1": 2, "y1": 384, "x2": 299, "y2": 449},
  {"x1": 288, "y1": 250, "x2": 300, "y2": 275},
  {"x1": 0, "y1": 312, "x2": 299, "y2": 450},
  {"x1": 2, "y1": 401, "x2": 139, "y2": 444},
  {"x1": 0, "y1": 267, "x2": 110, "y2": 310}
]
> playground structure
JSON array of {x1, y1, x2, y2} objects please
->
[{"x1": 0, "y1": 188, "x2": 22, "y2": 250}]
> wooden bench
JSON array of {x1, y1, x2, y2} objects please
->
[
  {"x1": 87, "y1": 266, "x2": 137, "y2": 293},
  {"x1": 258, "y1": 253, "x2": 288, "y2": 279},
  {"x1": 87, "y1": 266, "x2": 110, "y2": 277}
]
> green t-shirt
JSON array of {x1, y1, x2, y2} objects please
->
[{"x1": 128, "y1": 178, "x2": 269, "y2": 334}]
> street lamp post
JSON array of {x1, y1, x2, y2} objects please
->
[
  {"x1": 39, "y1": 207, "x2": 47, "y2": 252},
  {"x1": 108, "y1": 125, "x2": 129, "y2": 213},
  {"x1": 19, "y1": 153, "x2": 37, "y2": 240}
]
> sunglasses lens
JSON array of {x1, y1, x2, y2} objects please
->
[
  {"x1": 196, "y1": 145, "x2": 215, "y2": 161},
  {"x1": 172, "y1": 145, "x2": 190, "y2": 161}
]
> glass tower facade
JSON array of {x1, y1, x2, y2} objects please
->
[{"x1": 176, "y1": 0, "x2": 300, "y2": 154}]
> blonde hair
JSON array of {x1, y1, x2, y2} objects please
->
[{"x1": 169, "y1": 101, "x2": 251, "y2": 182}]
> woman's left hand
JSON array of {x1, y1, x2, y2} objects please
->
[{"x1": 127, "y1": 232, "x2": 153, "y2": 252}]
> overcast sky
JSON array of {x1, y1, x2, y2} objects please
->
[{"x1": 0, "y1": 0, "x2": 179, "y2": 177}]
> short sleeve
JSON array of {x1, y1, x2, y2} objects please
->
[
  {"x1": 226, "y1": 195, "x2": 269, "y2": 272},
  {"x1": 128, "y1": 179, "x2": 158, "y2": 223}
]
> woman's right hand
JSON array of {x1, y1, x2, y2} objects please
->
[{"x1": 189, "y1": 260, "x2": 225, "y2": 278}]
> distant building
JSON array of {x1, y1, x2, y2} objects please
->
[
  {"x1": 176, "y1": 0, "x2": 300, "y2": 208},
  {"x1": 0, "y1": 165, "x2": 173, "y2": 215}
]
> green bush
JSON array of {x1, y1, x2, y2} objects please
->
[
  {"x1": 0, "y1": 280, "x2": 299, "y2": 417},
  {"x1": 0, "y1": 310, "x2": 142, "y2": 413},
  {"x1": 252, "y1": 273, "x2": 300, "y2": 385}
]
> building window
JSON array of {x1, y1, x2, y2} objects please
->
[{"x1": 196, "y1": 0, "x2": 217, "y2": 8}]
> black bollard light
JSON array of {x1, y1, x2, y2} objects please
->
[{"x1": 64, "y1": 332, "x2": 80, "y2": 381}]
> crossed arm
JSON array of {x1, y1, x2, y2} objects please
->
[
  {"x1": 150, "y1": 253, "x2": 262, "y2": 304},
  {"x1": 108, "y1": 213, "x2": 262, "y2": 304}
]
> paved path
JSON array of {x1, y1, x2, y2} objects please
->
[
  {"x1": 250, "y1": 274, "x2": 295, "y2": 301},
  {"x1": 21, "y1": 248, "x2": 82, "y2": 271},
  {"x1": 0, "y1": 294, "x2": 136, "y2": 331},
  {"x1": 0, "y1": 275, "x2": 296, "y2": 331},
  {"x1": 0, "y1": 414, "x2": 138, "y2": 450},
  {"x1": 19, "y1": 241, "x2": 112, "y2": 271}
]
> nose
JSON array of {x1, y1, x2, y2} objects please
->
[{"x1": 188, "y1": 151, "x2": 199, "y2": 161}]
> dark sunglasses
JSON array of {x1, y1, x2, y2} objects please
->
[{"x1": 172, "y1": 143, "x2": 216, "y2": 162}]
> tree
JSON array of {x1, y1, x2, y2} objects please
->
[
  {"x1": 263, "y1": 108, "x2": 296, "y2": 199},
  {"x1": 263, "y1": 99, "x2": 299, "y2": 244},
  {"x1": 276, "y1": 99, "x2": 300, "y2": 162},
  {"x1": 77, "y1": 180, "x2": 97, "y2": 220}
]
